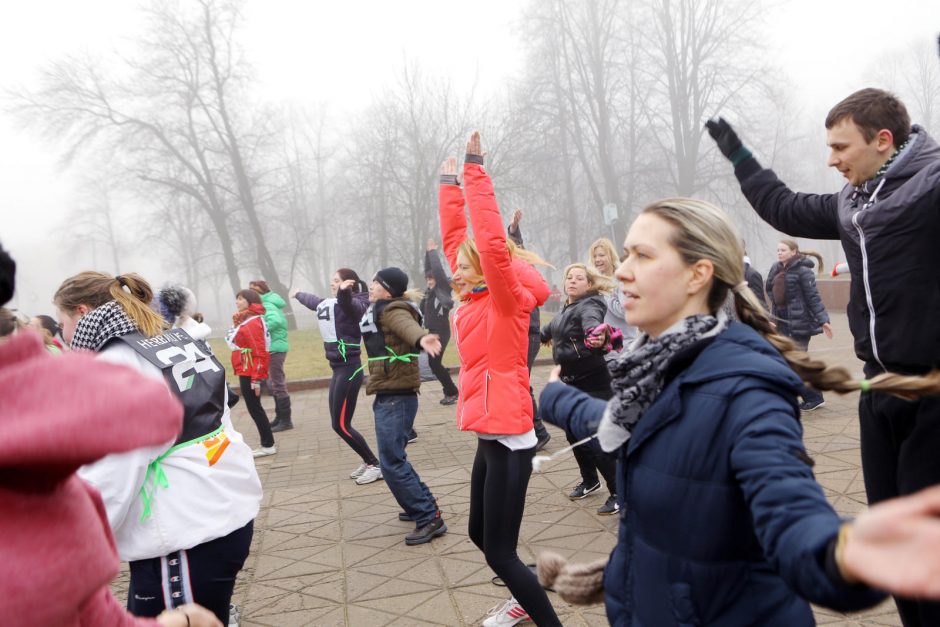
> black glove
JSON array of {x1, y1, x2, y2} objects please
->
[
  {"x1": 705, "y1": 117, "x2": 747, "y2": 161},
  {"x1": 706, "y1": 117, "x2": 755, "y2": 167}
]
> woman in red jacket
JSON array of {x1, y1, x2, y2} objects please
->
[
  {"x1": 439, "y1": 133, "x2": 561, "y2": 627},
  {"x1": 225, "y1": 289, "x2": 275, "y2": 457}
]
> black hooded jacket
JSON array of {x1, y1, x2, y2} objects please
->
[
  {"x1": 734, "y1": 125, "x2": 940, "y2": 374},
  {"x1": 540, "y1": 293, "x2": 608, "y2": 367}
]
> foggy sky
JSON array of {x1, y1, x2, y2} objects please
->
[{"x1": 2, "y1": 0, "x2": 939, "y2": 316}]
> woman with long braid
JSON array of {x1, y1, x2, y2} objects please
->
[{"x1": 538, "y1": 198, "x2": 940, "y2": 625}]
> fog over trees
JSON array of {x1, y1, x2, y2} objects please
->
[{"x1": 7, "y1": 0, "x2": 939, "y2": 324}]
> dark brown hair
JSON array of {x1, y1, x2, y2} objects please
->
[
  {"x1": 336, "y1": 268, "x2": 366, "y2": 293},
  {"x1": 248, "y1": 280, "x2": 270, "y2": 295},
  {"x1": 237, "y1": 289, "x2": 262, "y2": 305},
  {"x1": 825, "y1": 88, "x2": 911, "y2": 148}
]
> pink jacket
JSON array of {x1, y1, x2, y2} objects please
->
[
  {"x1": 0, "y1": 332, "x2": 182, "y2": 626},
  {"x1": 440, "y1": 160, "x2": 550, "y2": 434}
]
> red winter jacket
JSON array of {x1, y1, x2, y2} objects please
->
[
  {"x1": 440, "y1": 159, "x2": 550, "y2": 435},
  {"x1": 0, "y1": 332, "x2": 181, "y2": 626},
  {"x1": 228, "y1": 304, "x2": 270, "y2": 382}
]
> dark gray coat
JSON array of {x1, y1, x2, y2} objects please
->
[
  {"x1": 736, "y1": 125, "x2": 940, "y2": 372},
  {"x1": 766, "y1": 257, "x2": 829, "y2": 338}
]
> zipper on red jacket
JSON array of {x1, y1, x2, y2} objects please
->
[
  {"x1": 453, "y1": 307, "x2": 464, "y2": 429},
  {"x1": 483, "y1": 370, "x2": 491, "y2": 415}
]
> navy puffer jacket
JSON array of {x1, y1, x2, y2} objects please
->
[
  {"x1": 539, "y1": 323, "x2": 884, "y2": 626},
  {"x1": 765, "y1": 257, "x2": 829, "y2": 338}
]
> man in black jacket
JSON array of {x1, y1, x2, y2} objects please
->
[
  {"x1": 707, "y1": 86, "x2": 940, "y2": 626},
  {"x1": 421, "y1": 240, "x2": 459, "y2": 405}
]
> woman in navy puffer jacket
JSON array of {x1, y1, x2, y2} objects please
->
[
  {"x1": 766, "y1": 240, "x2": 832, "y2": 411},
  {"x1": 537, "y1": 198, "x2": 940, "y2": 626}
]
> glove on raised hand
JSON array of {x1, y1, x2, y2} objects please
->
[{"x1": 705, "y1": 117, "x2": 752, "y2": 166}]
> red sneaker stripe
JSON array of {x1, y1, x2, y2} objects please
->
[{"x1": 507, "y1": 606, "x2": 528, "y2": 618}]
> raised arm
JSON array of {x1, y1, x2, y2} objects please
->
[
  {"x1": 425, "y1": 245, "x2": 450, "y2": 288},
  {"x1": 336, "y1": 281, "x2": 369, "y2": 319},
  {"x1": 438, "y1": 157, "x2": 467, "y2": 272},
  {"x1": 463, "y1": 132, "x2": 529, "y2": 315},
  {"x1": 706, "y1": 118, "x2": 840, "y2": 240},
  {"x1": 293, "y1": 290, "x2": 324, "y2": 312}
]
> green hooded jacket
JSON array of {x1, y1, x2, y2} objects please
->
[{"x1": 260, "y1": 291, "x2": 289, "y2": 353}]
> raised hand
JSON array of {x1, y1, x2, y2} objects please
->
[
  {"x1": 440, "y1": 156, "x2": 457, "y2": 176},
  {"x1": 840, "y1": 484, "x2": 940, "y2": 598},
  {"x1": 466, "y1": 131, "x2": 483, "y2": 157},
  {"x1": 420, "y1": 333, "x2": 442, "y2": 358},
  {"x1": 705, "y1": 117, "x2": 744, "y2": 161},
  {"x1": 339, "y1": 279, "x2": 356, "y2": 291},
  {"x1": 289, "y1": 288, "x2": 299, "y2": 299},
  {"x1": 511, "y1": 209, "x2": 523, "y2": 228},
  {"x1": 427, "y1": 238, "x2": 438, "y2": 251}
]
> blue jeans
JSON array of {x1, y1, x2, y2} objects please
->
[{"x1": 372, "y1": 393, "x2": 437, "y2": 526}]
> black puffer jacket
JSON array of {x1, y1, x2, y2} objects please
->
[
  {"x1": 766, "y1": 257, "x2": 829, "y2": 338},
  {"x1": 735, "y1": 125, "x2": 940, "y2": 373},
  {"x1": 540, "y1": 294, "x2": 607, "y2": 365}
]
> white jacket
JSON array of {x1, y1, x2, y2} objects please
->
[{"x1": 79, "y1": 342, "x2": 262, "y2": 561}]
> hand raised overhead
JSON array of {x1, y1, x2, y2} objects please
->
[{"x1": 466, "y1": 131, "x2": 483, "y2": 157}]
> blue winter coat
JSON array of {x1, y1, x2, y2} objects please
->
[
  {"x1": 539, "y1": 323, "x2": 884, "y2": 626},
  {"x1": 766, "y1": 257, "x2": 829, "y2": 338}
]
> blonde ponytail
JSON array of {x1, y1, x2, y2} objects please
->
[{"x1": 54, "y1": 271, "x2": 166, "y2": 338}]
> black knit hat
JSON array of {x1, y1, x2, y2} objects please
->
[
  {"x1": 374, "y1": 267, "x2": 408, "y2": 298},
  {"x1": 0, "y1": 242, "x2": 15, "y2": 307}
]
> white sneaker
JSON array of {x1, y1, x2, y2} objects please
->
[
  {"x1": 252, "y1": 445, "x2": 277, "y2": 458},
  {"x1": 349, "y1": 462, "x2": 369, "y2": 479},
  {"x1": 483, "y1": 597, "x2": 530, "y2": 626},
  {"x1": 355, "y1": 464, "x2": 383, "y2": 485},
  {"x1": 228, "y1": 603, "x2": 240, "y2": 627}
]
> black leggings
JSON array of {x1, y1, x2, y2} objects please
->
[
  {"x1": 127, "y1": 520, "x2": 253, "y2": 623},
  {"x1": 469, "y1": 439, "x2": 561, "y2": 626},
  {"x1": 568, "y1": 375, "x2": 617, "y2": 495},
  {"x1": 330, "y1": 363, "x2": 378, "y2": 466},
  {"x1": 239, "y1": 376, "x2": 273, "y2": 448}
]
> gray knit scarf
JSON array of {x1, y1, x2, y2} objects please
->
[
  {"x1": 597, "y1": 313, "x2": 727, "y2": 452},
  {"x1": 70, "y1": 300, "x2": 139, "y2": 352}
]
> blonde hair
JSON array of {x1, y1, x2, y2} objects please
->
[
  {"x1": 456, "y1": 237, "x2": 551, "y2": 291},
  {"x1": 53, "y1": 271, "x2": 166, "y2": 338},
  {"x1": 643, "y1": 198, "x2": 940, "y2": 399},
  {"x1": 780, "y1": 239, "x2": 824, "y2": 274},
  {"x1": 562, "y1": 262, "x2": 615, "y2": 297},
  {"x1": 587, "y1": 238, "x2": 621, "y2": 277}
]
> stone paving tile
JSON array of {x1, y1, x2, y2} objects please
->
[{"x1": 109, "y1": 313, "x2": 904, "y2": 625}]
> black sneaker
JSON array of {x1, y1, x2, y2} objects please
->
[
  {"x1": 568, "y1": 481, "x2": 601, "y2": 500},
  {"x1": 799, "y1": 399, "x2": 826, "y2": 412},
  {"x1": 405, "y1": 514, "x2": 447, "y2": 545},
  {"x1": 536, "y1": 432, "x2": 551, "y2": 451},
  {"x1": 597, "y1": 495, "x2": 620, "y2": 515},
  {"x1": 440, "y1": 394, "x2": 458, "y2": 406},
  {"x1": 407, "y1": 429, "x2": 418, "y2": 443}
]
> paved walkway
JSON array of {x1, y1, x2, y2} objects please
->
[{"x1": 113, "y1": 313, "x2": 902, "y2": 625}]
